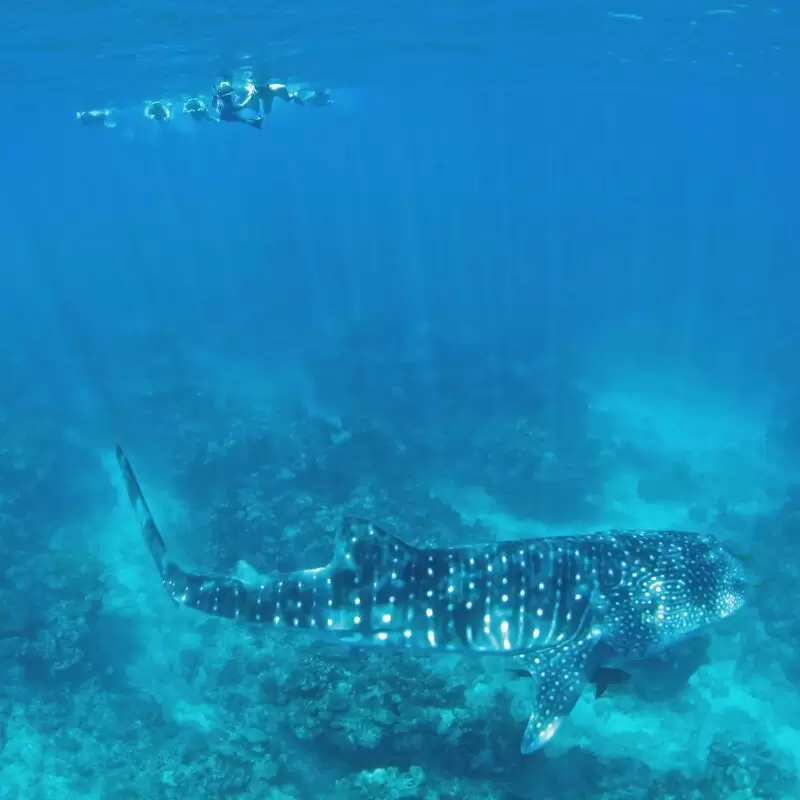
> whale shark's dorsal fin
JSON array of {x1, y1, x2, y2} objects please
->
[
  {"x1": 331, "y1": 517, "x2": 418, "y2": 571},
  {"x1": 234, "y1": 559, "x2": 270, "y2": 587}
]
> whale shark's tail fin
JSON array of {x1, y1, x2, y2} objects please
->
[
  {"x1": 115, "y1": 445, "x2": 324, "y2": 625},
  {"x1": 116, "y1": 444, "x2": 257, "y2": 617},
  {"x1": 115, "y1": 445, "x2": 168, "y2": 579}
]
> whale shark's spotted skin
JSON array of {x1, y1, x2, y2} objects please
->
[{"x1": 115, "y1": 446, "x2": 748, "y2": 753}]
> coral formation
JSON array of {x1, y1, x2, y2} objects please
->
[{"x1": 1, "y1": 340, "x2": 797, "y2": 798}]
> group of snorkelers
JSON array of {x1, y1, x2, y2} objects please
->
[{"x1": 77, "y1": 76, "x2": 332, "y2": 130}]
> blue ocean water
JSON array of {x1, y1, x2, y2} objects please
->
[{"x1": 1, "y1": 0, "x2": 798, "y2": 797}]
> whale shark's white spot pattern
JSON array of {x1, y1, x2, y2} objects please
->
[{"x1": 115, "y1": 446, "x2": 748, "y2": 756}]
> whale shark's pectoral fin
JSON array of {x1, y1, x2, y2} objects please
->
[{"x1": 516, "y1": 631, "x2": 601, "y2": 754}]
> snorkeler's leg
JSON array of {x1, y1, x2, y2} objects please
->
[
  {"x1": 261, "y1": 94, "x2": 275, "y2": 116},
  {"x1": 271, "y1": 84, "x2": 292, "y2": 102}
]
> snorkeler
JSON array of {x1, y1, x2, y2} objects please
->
[
  {"x1": 255, "y1": 83, "x2": 333, "y2": 110},
  {"x1": 144, "y1": 101, "x2": 172, "y2": 121},
  {"x1": 298, "y1": 88, "x2": 333, "y2": 107},
  {"x1": 183, "y1": 97, "x2": 214, "y2": 122},
  {"x1": 249, "y1": 81, "x2": 305, "y2": 114},
  {"x1": 76, "y1": 109, "x2": 116, "y2": 128},
  {"x1": 211, "y1": 78, "x2": 263, "y2": 129}
]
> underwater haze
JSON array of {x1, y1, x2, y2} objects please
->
[{"x1": 1, "y1": 0, "x2": 799, "y2": 798}]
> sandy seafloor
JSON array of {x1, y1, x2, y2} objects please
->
[{"x1": 1, "y1": 345, "x2": 798, "y2": 800}]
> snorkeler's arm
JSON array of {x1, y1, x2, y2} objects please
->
[{"x1": 233, "y1": 84, "x2": 258, "y2": 110}]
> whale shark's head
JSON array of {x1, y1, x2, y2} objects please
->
[
  {"x1": 693, "y1": 535, "x2": 749, "y2": 622},
  {"x1": 638, "y1": 532, "x2": 749, "y2": 650},
  {"x1": 518, "y1": 531, "x2": 750, "y2": 755}
]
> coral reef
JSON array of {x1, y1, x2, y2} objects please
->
[{"x1": 1, "y1": 339, "x2": 797, "y2": 798}]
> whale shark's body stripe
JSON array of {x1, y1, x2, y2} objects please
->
[
  {"x1": 115, "y1": 446, "x2": 747, "y2": 753},
  {"x1": 118, "y1": 446, "x2": 597, "y2": 654}
]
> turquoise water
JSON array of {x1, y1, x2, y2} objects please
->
[{"x1": 1, "y1": 1, "x2": 799, "y2": 798}]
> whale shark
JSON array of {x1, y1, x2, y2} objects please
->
[{"x1": 115, "y1": 445, "x2": 748, "y2": 752}]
